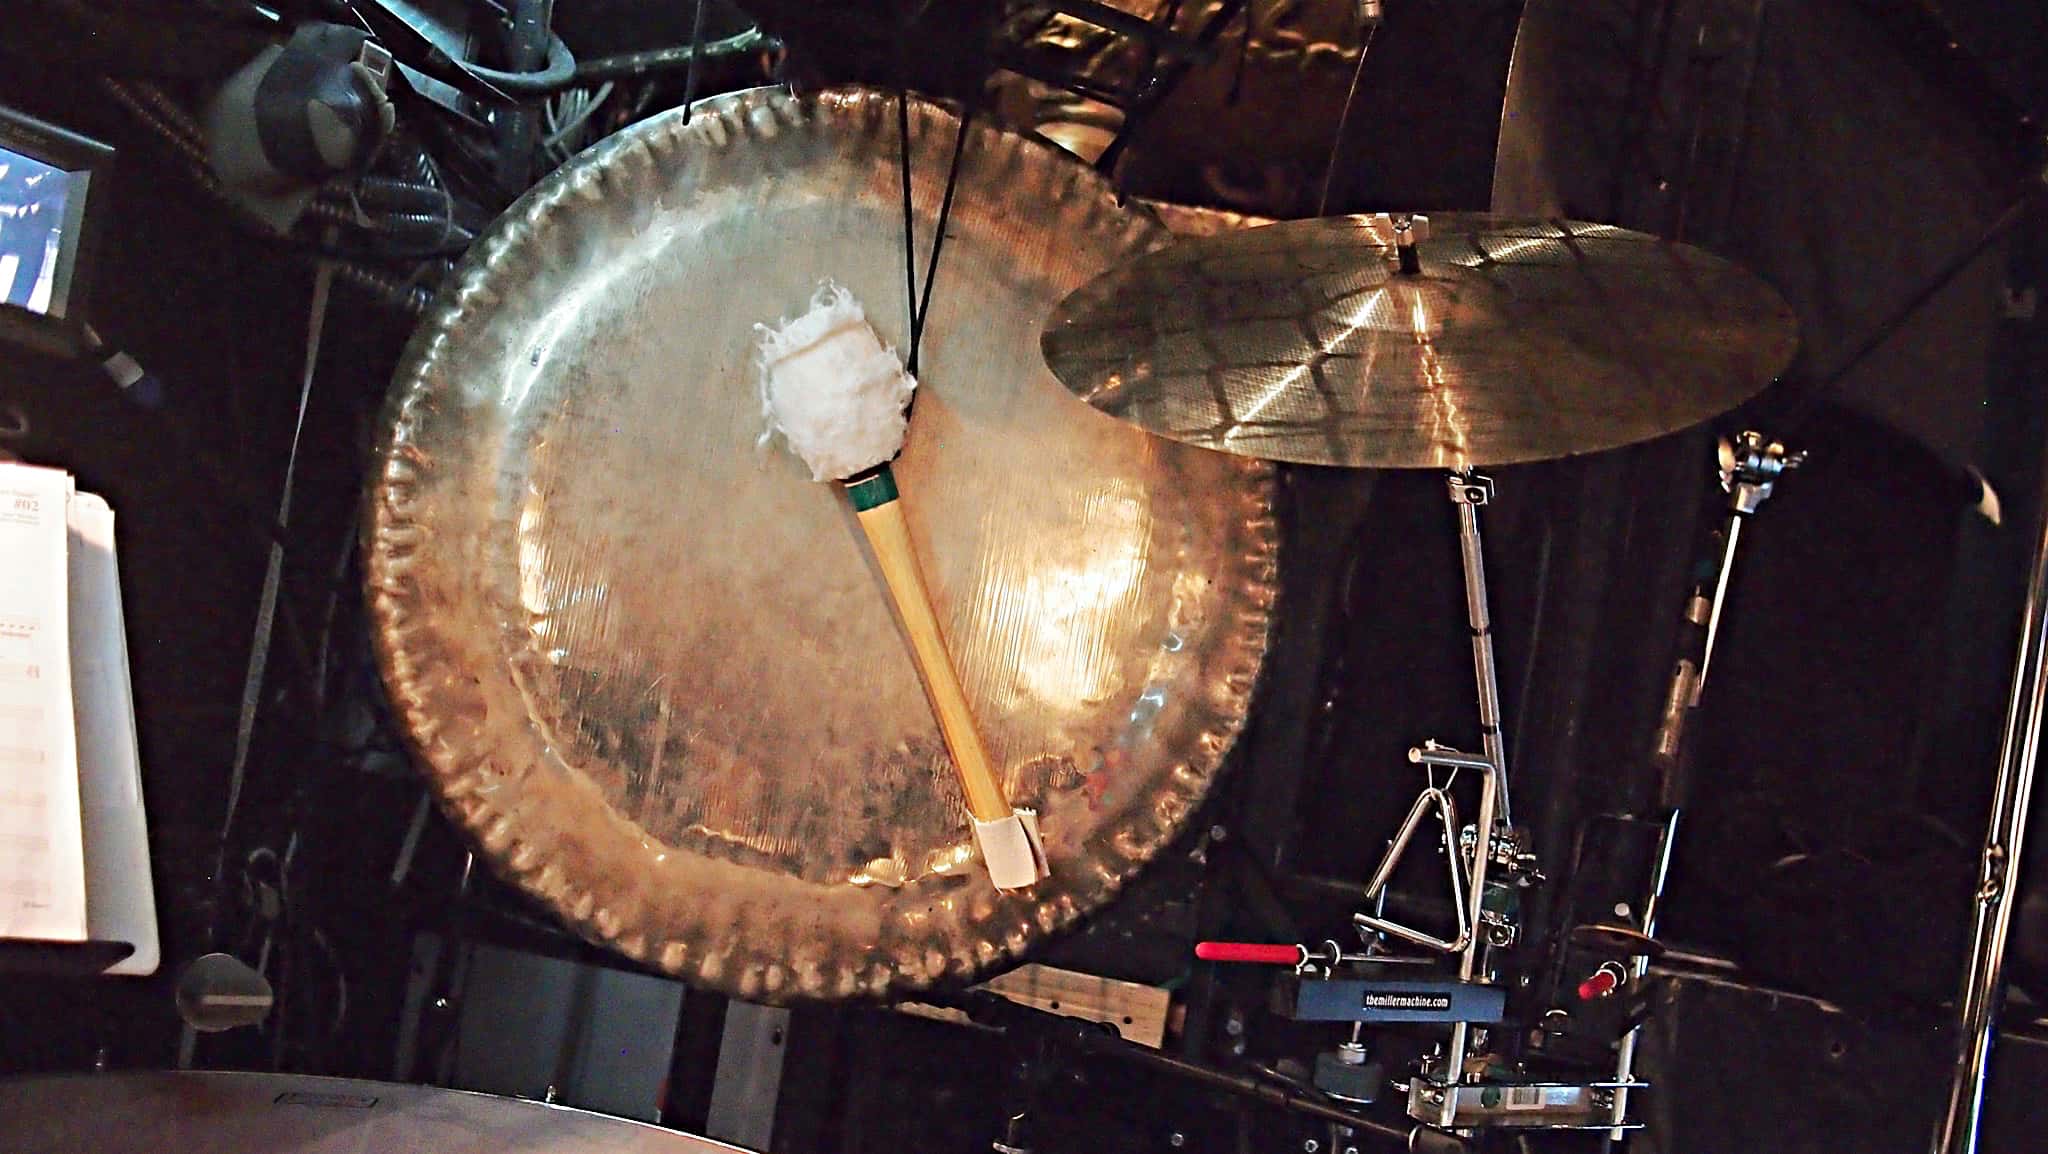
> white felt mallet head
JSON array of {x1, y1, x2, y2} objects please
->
[{"x1": 757, "y1": 281, "x2": 917, "y2": 483}]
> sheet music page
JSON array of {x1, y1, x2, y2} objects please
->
[
  {"x1": 69, "y1": 491, "x2": 160, "y2": 973},
  {"x1": 0, "y1": 461, "x2": 86, "y2": 941}
]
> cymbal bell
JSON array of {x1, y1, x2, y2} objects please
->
[{"x1": 1041, "y1": 214, "x2": 1799, "y2": 470}]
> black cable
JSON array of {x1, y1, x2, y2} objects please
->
[
  {"x1": 133, "y1": 80, "x2": 211, "y2": 163},
  {"x1": 102, "y1": 78, "x2": 222, "y2": 194},
  {"x1": 1778, "y1": 190, "x2": 2037, "y2": 433},
  {"x1": 1226, "y1": 0, "x2": 1253, "y2": 102},
  {"x1": 82, "y1": 336, "x2": 340, "y2": 647},
  {"x1": 446, "y1": 28, "x2": 576, "y2": 93},
  {"x1": 410, "y1": 106, "x2": 513, "y2": 208}
]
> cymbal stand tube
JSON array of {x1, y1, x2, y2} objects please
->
[
  {"x1": 1694, "y1": 433, "x2": 1802, "y2": 707},
  {"x1": 1654, "y1": 434, "x2": 1801, "y2": 795},
  {"x1": 1691, "y1": 515, "x2": 1742, "y2": 705},
  {"x1": 1452, "y1": 473, "x2": 1511, "y2": 825},
  {"x1": 1440, "y1": 471, "x2": 1508, "y2": 1127}
]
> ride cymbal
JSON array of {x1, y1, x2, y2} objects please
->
[{"x1": 1042, "y1": 214, "x2": 1798, "y2": 469}]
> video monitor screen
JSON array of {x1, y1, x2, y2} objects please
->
[
  {"x1": 0, "y1": 147, "x2": 77, "y2": 317},
  {"x1": 0, "y1": 104, "x2": 111, "y2": 355}
]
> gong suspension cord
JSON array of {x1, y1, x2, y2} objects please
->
[
  {"x1": 896, "y1": 88, "x2": 918, "y2": 355},
  {"x1": 1316, "y1": 19, "x2": 1380, "y2": 217},
  {"x1": 909, "y1": 104, "x2": 977, "y2": 372},
  {"x1": 680, "y1": 0, "x2": 713, "y2": 123},
  {"x1": 892, "y1": 7, "x2": 981, "y2": 376}
]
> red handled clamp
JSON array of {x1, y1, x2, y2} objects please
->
[
  {"x1": 1194, "y1": 941, "x2": 1308, "y2": 966},
  {"x1": 1577, "y1": 961, "x2": 1631, "y2": 1002}
]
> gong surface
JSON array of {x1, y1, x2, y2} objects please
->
[
  {"x1": 1042, "y1": 213, "x2": 1800, "y2": 469},
  {"x1": 366, "y1": 87, "x2": 1277, "y2": 1001}
]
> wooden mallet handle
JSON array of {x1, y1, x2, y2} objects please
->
[{"x1": 845, "y1": 468, "x2": 1010, "y2": 823}]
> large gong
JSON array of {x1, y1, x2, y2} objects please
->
[{"x1": 365, "y1": 87, "x2": 1278, "y2": 1001}]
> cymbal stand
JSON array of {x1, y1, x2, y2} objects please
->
[{"x1": 1352, "y1": 472, "x2": 1528, "y2": 1129}]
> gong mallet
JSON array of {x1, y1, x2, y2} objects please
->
[{"x1": 756, "y1": 281, "x2": 1050, "y2": 891}]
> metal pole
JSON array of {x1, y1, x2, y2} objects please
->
[
  {"x1": 1441, "y1": 472, "x2": 1509, "y2": 1125},
  {"x1": 1690, "y1": 514, "x2": 1743, "y2": 704},
  {"x1": 1933, "y1": 465, "x2": 2048, "y2": 1154},
  {"x1": 1453, "y1": 475, "x2": 1512, "y2": 822},
  {"x1": 1607, "y1": 814, "x2": 1679, "y2": 1137}
]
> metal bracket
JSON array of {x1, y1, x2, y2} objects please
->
[
  {"x1": 1373, "y1": 213, "x2": 1432, "y2": 274},
  {"x1": 1447, "y1": 471, "x2": 1492, "y2": 507},
  {"x1": 1406, "y1": 1076, "x2": 1646, "y2": 1131},
  {"x1": 356, "y1": 38, "x2": 396, "y2": 92},
  {"x1": 1718, "y1": 430, "x2": 1803, "y2": 516}
]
